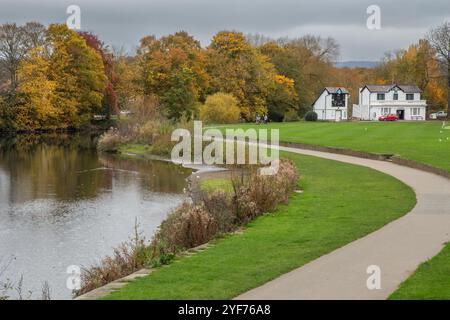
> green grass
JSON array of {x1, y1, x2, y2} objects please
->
[
  {"x1": 104, "y1": 151, "x2": 415, "y2": 299},
  {"x1": 213, "y1": 121, "x2": 450, "y2": 173},
  {"x1": 200, "y1": 178, "x2": 233, "y2": 193},
  {"x1": 390, "y1": 243, "x2": 450, "y2": 299}
]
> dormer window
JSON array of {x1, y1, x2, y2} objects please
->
[
  {"x1": 393, "y1": 93, "x2": 398, "y2": 100},
  {"x1": 377, "y1": 94, "x2": 385, "y2": 100}
]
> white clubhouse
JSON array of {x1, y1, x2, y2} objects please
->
[
  {"x1": 353, "y1": 84, "x2": 427, "y2": 121},
  {"x1": 312, "y1": 87, "x2": 349, "y2": 121}
]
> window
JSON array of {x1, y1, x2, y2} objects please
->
[
  {"x1": 393, "y1": 93, "x2": 398, "y2": 100},
  {"x1": 381, "y1": 108, "x2": 391, "y2": 115},
  {"x1": 411, "y1": 108, "x2": 420, "y2": 116},
  {"x1": 406, "y1": 94, "x2": 414, "y2": 100},
  {"x1": 332, "y1": 93, "x2": 345, "y2": 107},
  {"x1": 377, "y1": 93, "x2": 385, "y2": 100}
]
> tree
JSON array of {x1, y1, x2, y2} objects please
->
[
  {"x1": 112, "y1": 50, "x2": 140, "y2": 110},
  {"x1": 17, "y1": 47, "x2": 58, "y2": 129},
  {"x1": 46, "y1": 24, "x2": 106, "y2": 127},
  {"x1": 199, "y1": 92, "x2": 241, "y2": 124},
  {"x1": 259, "y1": 36, "x2": 338, "y2": 116},
  {"x1": 206, "y1": 31, "x2": 276, "y2": 120},
  {"x1": 79, "y1": 32, "x2": 119, "y2": 119},
  {"x1": 0, "y1": 23, "x2": 28, "y2": 90},
  {"x1": 375, "y1": 40, "x2": 447, "y2": 112},
  {"x1": 0, "y1": 22, "x2": 46, "y2": 91},
  {"x1": 267, "y1": 75, "x2": 298, "y2": 121},
  {"x1": 428, "y1": 21, "x2": 450, "y2": 117},
  {"x1": 137, "y1": 31, "x2": 208, "y2": 120},
  {"x1": 22, "y1": 22, "x2": 46, "y2": 48}
]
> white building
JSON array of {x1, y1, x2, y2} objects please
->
[
  {"x1": 353, "y1": 84, "x2": 427, "y2": 121},
  {"x1": 312, "y1": 87, "x2": 349, "y2": 121}
]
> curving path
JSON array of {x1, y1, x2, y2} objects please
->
[{"x1": 236, "y1": 145, "x2": 450, "y2": 300}]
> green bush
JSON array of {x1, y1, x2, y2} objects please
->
[
  {"x1": 284, "y1": 109, "x2": 301, "y2": 122},
  {"x1": 304, "y1": 111, "x2": 318, "y2": 122}
]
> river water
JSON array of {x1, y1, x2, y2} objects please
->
[{"x1": 0, "y1": 133, "x2": 192, "y2": 300}]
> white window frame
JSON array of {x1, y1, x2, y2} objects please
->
[{"x1": 381, "y1": 107, "x2": 391, "y2": 115}]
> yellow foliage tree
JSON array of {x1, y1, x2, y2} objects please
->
[
  {"x1": 199, "y1": 92, "x2": 241, "y2": 124},
  {"x1": 17, "y1": 47, "x2": 58, "y2": 129},
  {"x1": 207, "y1": 31, "x2": 276, "y2": 120}
]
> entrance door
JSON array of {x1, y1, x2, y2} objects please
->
[
  {"x1": 396, "y1": 110, "x2": 405, "y2": 120},
  {"x1": 335, "y1": 110, "x2": 342, "y2": 122}
]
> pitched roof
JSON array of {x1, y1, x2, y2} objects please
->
[
  {"x1": 325, "y1": 87, "x2": 349, "y2": 94},
  {"x1": 312, "y1": 87, "x2": 349, "y2": 107},
  {"x1": 361, "y1": 84, "x2": 422, "y2": 93}
]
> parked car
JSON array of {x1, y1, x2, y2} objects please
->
[
  {"x1": 379, "y1": 114, "x2": 399, "y2": 121},
  {"x1": 430, "y1": 111, "x2": 448, "y2": 119}
]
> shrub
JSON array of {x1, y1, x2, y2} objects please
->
[
  {"x1": 304, "y1": 111, "x2": 318, "y2": 122},
  {"x1": 156, "y1": 202, "x2": 218, "y2": 253},
  {"x1": 284, "y1": 109, "x2": 301, "y2": 122},
  {"x1": 76, "y1": 225, "x2": 151, "y2": 296},
  {"x1": 199, "y1": 92, "x2": 241, "y2": 124},
  {"x1": 202, "y1": 189, "x2": 236, "y2": 233},
  {"x1": 233, "y1": 159, "x2": 299, "y2": 223},
  {"x1": 97, "y1": 129, "x2": 123, "y2": 153}
]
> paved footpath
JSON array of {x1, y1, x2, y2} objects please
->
[{"x1": 236, "y1": 145, "x2": 450, "y2": 300}]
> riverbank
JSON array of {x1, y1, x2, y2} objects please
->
[
  {"x1": 102, "y1": 150, "x2": 415, "y2": 299},
  {"x1": 0, "y1": 119, "x2": 117, "y2": 135}
]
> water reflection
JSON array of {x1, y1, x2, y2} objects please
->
[{"x1": 0, "y1": 133, "x2": 191, "y2": 299}]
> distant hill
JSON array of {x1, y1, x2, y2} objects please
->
[{"x1": 335, "y1": 61, "x2": 380, "y2": 69}]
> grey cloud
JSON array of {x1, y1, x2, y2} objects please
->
[{"x1": 0, "y1": 0, "x2": 449, "y2": 60}]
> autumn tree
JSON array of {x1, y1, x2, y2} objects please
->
[
  {"x1": 428, "y1": 21, "x2": 450, "y2": 117},
  {"x1": 112, "y1": 50, "x2": 140, "y2": 110},
  {"x1": 79, "y1": 32, "x2": 119, "y2": 119},
  {"x1": 137, "y1": 31, "x2": 208, "y2": 120},
  {"x1": 375, "y1": 40, "x2": 447, "y2": 112},
  {"x1": 259, "y1": 36, "x2": 338, "y2": 116},
  {"x1": 11, "y1": 24, "x2": 107, "y2": 130},
  {"x1": 46, "y1": 24, "x2": 106, "y2": 127},
  {"x1": 206, "y1": 31, "x2": 277, "y2": 120},
  {"x1": 16, "y1": 47, "x2": 58, "y2": 129},
  {"x1": 267, "y1": 75, "x2": 298, "y2": 121}
]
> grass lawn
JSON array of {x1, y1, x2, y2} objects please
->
[
  {"x1": 104, "y1": 151, "x2": 415, "y2": 299},
  {"x1": 389, "y1": 243, "x2": 450, "y2": 299},
  {"x1": 200, "y1": 178, "x2": 233, "y2": 193},
  {"x1": 213, "y1": 121, "x2": 450, "y2": 173}
]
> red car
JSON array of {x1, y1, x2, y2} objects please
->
[{"x1": 379, "y1": 114, "x2": 399, "y2": 121}]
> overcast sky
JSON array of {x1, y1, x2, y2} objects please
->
[{"x1": 1, "y1": 0, "x2": 449, "y2": 61}]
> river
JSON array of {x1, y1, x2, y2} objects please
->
[{"x1": 0, "y1": 133, "x2": 192, "y2": 300}]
